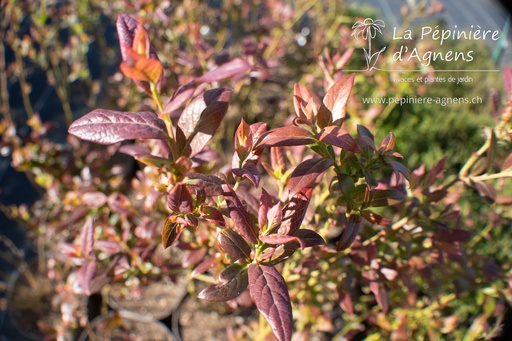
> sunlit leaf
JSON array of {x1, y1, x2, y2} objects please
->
[
  {"x1": 255, "y1": 126, "x2": 315, "y2": 150},
  {"x1": 198, "y1": 263, "x2": 249, "y2": 302},
  {"x1": 317, "y1": 74, "x2": 355, "y2": 128},
  {"x1": 198, "y1": 58, "x2": 252, "y2": 83},
  {"x1": 222, "y1": 184, "x2": 258, "y2": 244},
  {"x1": 167, "y1": 183, "x2": 193, "y2": 213},
  {"x1": 68, "y1": 109, "x2": 168, "y2": 145},
  {"x1": 178, "y1": 88, "x2": 232, "y2": 157},
  {"x1": 232, "y1": 162, "x2": 260, "y2": 187},
  {"x1": 80, "y1": 217, "x2": 95, "y2": 258},
  {"x1": 162, "y1": 216, "x2": 183, "y2": 249},
  {"x1": 218, "y1": 229, "x2": 252, "y2": 261},
  {"x1": 279, "y1": 187, "x2": 313, "y2": 235},
  {"x1": 248, "y1": 264, "x2": 293, "y2": 341},
  {"x1": 287, "y1": 158, "x2": 333, "y2": 195},
  {"x1": 316, "y1": 126, "x2": 361, "y2": 153}
]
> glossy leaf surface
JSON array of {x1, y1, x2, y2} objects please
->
[
  {"x1": 68, "y1": 109, "x2": 168, "y2": 145},
  {"x1": 198, "y1": 263, "x2": 249, "y2": 302},
  {"x1": 248, "y1": 264, "x2": 293, "y2": 341}
]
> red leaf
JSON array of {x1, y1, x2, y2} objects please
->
[
  {"x1": 186, "y1": 173, "x2": 225, "y2": 196},
  {"x1": 336, "y1": 214, "x2": 360, "y2": 251},
  {"x1": 259, "y1": 234, "x2": 298, "y2": 245},
  {"x1": 362, "y1": 210, "x2": 391, "y2": 226},
  {"x1": 68, "y1": 109, "x2": 168, "y2": 145},
  {"x1": 248, "y1": 264, "x2": 293, "y2": 341},
  {"x1": 255, "y1": 126, "x2": 315, "y2": 150},
  {"x1": 222, "y1": 184, "x2": 258, "y2": 244},
  {"x1": 177, "y1": 88, "x2": 232, "y2": 157},
  {"x1": 120, "y1": 53, "x2": 163, "y2": 84},
  {"x1": 287, "y1": 158, "x2": 333, "y2": 195},
  {"x1": 317, "y1": 73, "x2": 355, "y2": 128},
  {"x1": 316, "y1": 126, "x2": 361, "y2": 153},
  {"x1": 258, "y1": 188, "x2": 274, "y2": 232},
  {"x1": 293, "y1": 84, "x2": 316, "y2": 122},
  {"x1": 232, "y1": 162, "x2": 260, "y2": 187},
  {"x1": 198, "y1": 263, "x2": 249, "y2": 302},
  {"x1": 78, "y1": 260, "x2": 97, "y2": 296},
  {"x1": 388, "y1": 160, "x2": 410, "y2": 183},
  {"x1": 369, "y1": 281, "x2": 389, "y2": 313},
  {"x1": 337, "y1": 287, "x2": 354, "y2": 315},
  {"x1": 279, "y1": 187, "x2": 313, "y2": 235},
  {"x1": 190, "y1": 257, "x2": 218, "y2": 278},
  {"x1": 116, "y1": 14, "x2": 163, "y2": 94},
  {"x1": 162, "y1": 216, "x2": 183, "y2": 249},
  {"x1": 197, "y1": 58, "x2": 252, "y2": 83},
  {"x1": 199, "y1": 205, "x2": 225, "y2": 226},
  {"x1": 218, "y1": 229, "x2": 252, "y2": 261},
  {"x1": 472, "y1": 181, "x2": 496, "y2": 204},
  {"x1": 80, "y1": 217, "x2": 95, "y2": 258},
  {"x1": 167, "y1": 183, "x2": 193, "y2": 213},
  {"x1": 163, "y1": 82, "x2": 198, "y2": 115},
  {"x1": 293, "y1": 229, "x2": 325, "y2": 249},
  {"x1": 234, "y1": 118, "x2": 253, "y2": 161}
]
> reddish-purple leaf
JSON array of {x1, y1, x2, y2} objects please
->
[
  {"x1": 198, "y1": 263, "x2": 249, "y2": 302},
  {"x1": 232, "y1": 162, "x2": 260, "y2": 187},
  {"x1": 259, "y1": 234, "x2": 298, "y2": 245},
  {"x1": 190, "y1": 257, "x2": 217, "y2": 278},
  {"x1": 258, "y1": 188, "x2": 274, "y2": 231},
  {"x1": 167, "y1": 183, "x2": 194, "y2": 213},
  {"x1": 222, "y1": 184, "x2": 258, "y2": 244},
  {"x1": 287, "y1": 158, "x2": 333, "y2": 195},
  {"x1": 177, "y1": 88, "x2": 232, "y2": 157},
  {"x1": 248, "y1": 264, "x2": 293, "y2": 341},
  {"x1": 279, "y1": 187, "x2": 313, "y2": 235},
  {"x1": 68, "y1": 109, "x2": 168, "y2": 145},
  {"x1": 388, "y1": 160, "x2": 410, "y2": 183},
  {"x1": 78, "y1": 260, "x2": 97, "y2": 296},
  {"x1": 234, "y1": 118, "x2": 253, "y2": 161},
  {"x1": 369, "y1": 281, "x2": 389, "y2": 313},
  {"x1": 162, "y1": 216, "x2": 183, "y2": 249},
  {"x1": 116, "y1": 14, "x2": 163, "y2": 94},
  {"x1": 163, "y1": 82, "x2": 198, "y2": 116},
  {"x1": 80, "y1": 217, "x2": 95, "y2": 258},
  {"x1": 316, "y1": 126, "x2": 361, "y2": 153},
  {"x1": 186, "y1": 173, "x2": 225, "y2": 196},
  {"x1": 473, "y1": 181, "x2": 496, "y2": 204},
  {"x1": 293, "y1": 229, "x2": 325, "y2": 249},
  {"x1": 217, "y1": 229, "x2": 252, "y2": 261},
  {"x1": 197, "y1": 58, "x2": 252, "y2": 83},
  {"x1": 316, "y1": 73, "x2": 355, "y2": 128},
  {"x1": 255, "y1": 126, "x2": 315, "y2": 150},
  {"x1": 362, "y1": 210, "x2": 391, "y2": 226},
  {"x1": 182, "y1": 248, "x2": 208, "y2": 267},
  {"x1": 199, "y1": 205, "x2": 225, "y2": 226},
  {"x1": 293, "y1": 84, "x2": 315, "y2": 122},
  {"x1": 336, "y1": 214, "x2": 360, "y2": 251},
  {"x1": 337, "y1": 287, "x2": 354, "y2": 315}
]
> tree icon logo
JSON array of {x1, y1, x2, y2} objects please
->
[{"x1": 352, "y1": 18, "x2": 387, "y2": 70}]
